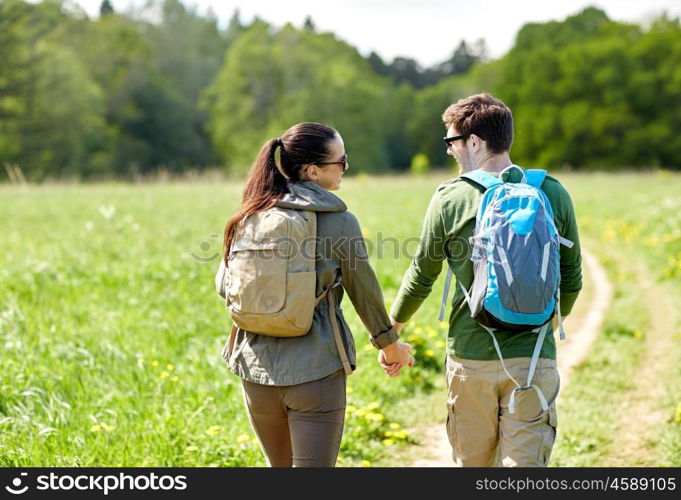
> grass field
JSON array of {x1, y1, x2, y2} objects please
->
[{"x1": 1, "y1": 171, "x2": 680, "y2": 466}]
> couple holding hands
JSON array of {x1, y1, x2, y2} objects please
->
[{"x1": 216, "y1": 93, "x2": 583, "y2": 468}]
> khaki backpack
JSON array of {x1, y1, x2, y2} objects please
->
[{"x1": 215, "y1": 207, "x2": 351, "y2": 374}]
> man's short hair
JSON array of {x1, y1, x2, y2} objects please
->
[{"x1": 441, "y1": 93, "x2": 513, "y2": 154}]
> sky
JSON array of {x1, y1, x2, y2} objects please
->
[{"x1": 65, "y1": 0, "x2": 681, "y2": 67}]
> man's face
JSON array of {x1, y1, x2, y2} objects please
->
[{"x1": 445, "y1": 124, "x2": 473, "y2": 172}]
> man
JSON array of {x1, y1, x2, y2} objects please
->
[{"x1": 384, "y1": 93, "x2": 582, "y2": 467}]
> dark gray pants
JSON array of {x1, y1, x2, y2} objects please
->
[{"x1": 241, "y1": 369, "x2": 346, "y2": 467}]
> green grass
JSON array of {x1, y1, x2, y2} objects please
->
[
  {"x1": 548, "y1": 171, "x2": 681, "y2": 467},
  {"x1": 1, "y1": 171, "x2": 680, "y2": 466}
]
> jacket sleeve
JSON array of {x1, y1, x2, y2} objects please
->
[
  {"x1": 336, "y1": 212, "x2": 398, "y2": 349},
  {"x1": 390, "y1": 189, "x2": 447, "y2": 323}
]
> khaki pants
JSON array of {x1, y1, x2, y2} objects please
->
[
  {"x1": 241, "y1": 369, "x2": 346, "y2": 467},
  {"x1": 445, "y1": 355, "x2": 560, "y2": 467}
]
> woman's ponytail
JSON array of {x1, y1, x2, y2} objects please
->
[{"x1": 223, "y1": 138, "x2": 287, "y2": 264}]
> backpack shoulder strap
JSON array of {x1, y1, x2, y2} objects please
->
[
  {"x1": 438, "y1": 267, "x2": 454, "y2": 322},
  {"x1": 525, "y1": 169, "x2": 547, "y2": 190},
  {"x1": 460, "y1": 170, "x2": 502, "y2": 191}
]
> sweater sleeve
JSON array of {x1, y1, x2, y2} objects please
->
[
  {"x1": 555, "y1": 185, "x2": 583, "y2": 316},
  {"x1": 390, "y1": 189, "x2": 447, "y2": 323},
  {"x1": 336, "y1": 212, "x2": 398, "y2": 349}
]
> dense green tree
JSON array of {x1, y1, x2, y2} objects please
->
[
  {"x1": 202, "y1": 21, "x2": 391, "y2": 173},
  {"x1": 367, "y1": 40, "x2": 488, "y2": 89},
  {"x1": 406, "y1": 60, "x2": 504, "y2": 168},
  {"x1": 143, "y1": 0, "x2": 230, "y2": 168},
  {"x1": 2, "y1": 1, "x2": 681, "y2": 180},
  {"x1": 496, "y1": 7, "x2": 681, "y2": 169},
  {"x1": 24, "y1": 40, "x2": 112, "y2": 178},
  {"x1": 303, "y1": 16, "x2": 315, "y2": 32},
  {"x1": 0, "y1": 0, "x2": 34, "y2": 165},
  {"x1": 0, "y1": 0, "x2": 112, "y2": 179},
  {"x1": 99, "y1": 0, "x2": 114, "y2": 17}
]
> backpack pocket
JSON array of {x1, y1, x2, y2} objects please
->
[
  {"x1": 282, "y1": 270, "x2": 317, "y2": 331},
  {"x1": 226, "y1": 241, "x2": 287, "y2": 314},
  {"x1": 492, "y1": 228, "x2": 557, "y2": 315}
]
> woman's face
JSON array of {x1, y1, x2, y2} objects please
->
[{"x1": 302, "y1": 134, "x2": 348, "y2": 191}]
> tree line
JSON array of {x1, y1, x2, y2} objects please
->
[{"x1": 1, "y1": 1, "x2": 679, "y2": 181}]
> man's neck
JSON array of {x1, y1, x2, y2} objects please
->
[{"x1": 476, "y1": 152, "x2": 512, "y2": 174}]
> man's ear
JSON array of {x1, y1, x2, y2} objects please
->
[{"x1": 470, "y1": 134, "x2": 483, "y2": 152}]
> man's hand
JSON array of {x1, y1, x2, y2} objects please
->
[{"x1": 378, "y1": 341, "x2": 413, "y2": 377}]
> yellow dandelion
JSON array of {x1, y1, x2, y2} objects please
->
[
  {"x1": 674, "y1": 403, "x2": 681, "y2": 423},
  {"x1": 414, "y1": 376, "x2": 423, "y2": 383},
  {"x1": 383, "y1": 431, "x2": 394, "y2": 437},
  {"x1": 137, "y1": 358, "x2": 145, "y2": 365},
  {"x1": 414, "y1": 327, "x2": 423, "y2": 334},
  {"x1": 436, "y1": 340, "x2": 446, "y2": 349},
  {"x1": 90, "y1": 424, "x2": 102, "y2": 432},
  {"x1": 101, "y1": 423, "x2": 115, "y2": 432},
  {"x1": 389, "y1": 422, "x2": 401, "y2": 430},
  {"x1": 172, "y1": 376, "x2": 179, "y2": 382},
  {"x1": 424, "y1": 349, "x2": 435, "y2": 357},
  {"x1": 185, "y1": 445, "x2": 199, "y2": 452},
  {"x1": 439, "y1": 321, "x2": 448, "y2": 329},
  {"x1": 367, "y1": 402, "x2": 380, "y2": 410},
  {"x1": 355, "y1": 408, "x2": 367, "y2": 417},
  {"x1": 236, "y1": 434, "x2": 250, "y2": 444},
  {"x1": 363, "y1": 344, "x2": 373, "y2": 351},
  {"x1": 160, "y1": 371, "x2": 169, "y2": 379},
  {"x1": 151, "y1": 360, "x2": 159, "y2": 367},
  {"x1": 166, "y1": 364, "x2": 174, "y2": 371},
  {"x1": 633, "y1": 331, "x2": 643, "y2": 339},
  {"x1": 347, "y1": 387, "x2": 353, "y2": 394},
  {"x1": 426, "y1": 328, "x2": 437, "y2": 338},
  {"x1": 643, "y1": 236, "x2": 659, "y2": 247},
  {"x1": 360, "y1": 460, "x2": 372, "y2": 467},
  {"x1": 382, "y1": 439, "x2": 395, "y2": 446},
  {"x1": 394, "y1": 430, "x2": 408, "y2": 440},
  {"x1": 365, "y1": 412, "x2": 385, "y2": 422},
  {"x1": 206, "y1": 425, "x2": 220, "y2": 436},
  {"x1": 346, "y1": 405, "x2": 357, "y2": 414}
]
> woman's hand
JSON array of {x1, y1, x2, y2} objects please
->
[{"x1": 378, "y1": 341, "x2": 414, "y2": 377}]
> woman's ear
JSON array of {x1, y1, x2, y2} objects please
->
[{"x1": 302, "y1": 164, "x2": 318, "y2": 181}]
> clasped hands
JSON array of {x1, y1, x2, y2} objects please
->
[{"x1": 378, "y1": 318, "x2": 414, "y2": 377}]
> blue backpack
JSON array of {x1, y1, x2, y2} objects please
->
[{"x1": 439, "y1": 165, "x2": 574, "y2": 414}]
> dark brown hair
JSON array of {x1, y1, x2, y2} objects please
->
[
  {"x1": 441, "y1": 93, "x2": 513, "y2": 154},
  {"x1": 222, "y1": 122, "x2": 338, "y2": 264}
]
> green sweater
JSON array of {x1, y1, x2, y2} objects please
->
[{"x1": 390, "y1": 169, "x2": 583, "y2": 360}]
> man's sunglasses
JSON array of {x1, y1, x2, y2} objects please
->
[
  {"x1": 443, "y1": 134, "x2": 469, "y2": 149},
  {"x1": 318, "y1": 154, "x2": 349, "y2": 171}
]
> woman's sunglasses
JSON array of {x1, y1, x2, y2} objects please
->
[{"x1": 318, "y1": 154, "x2": 349, "y2": 171}]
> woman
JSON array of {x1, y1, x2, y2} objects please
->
[{"x1": 216, "y1": 122, "x2": 412, "y2": 467}]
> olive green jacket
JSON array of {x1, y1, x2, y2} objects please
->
[{"x1": 220, "y1": 180, "x2": 398, "y2": 386}]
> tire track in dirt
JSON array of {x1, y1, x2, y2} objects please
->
[{"x1": 608, "y1": 265, "x2": 678, "y2": 466}]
